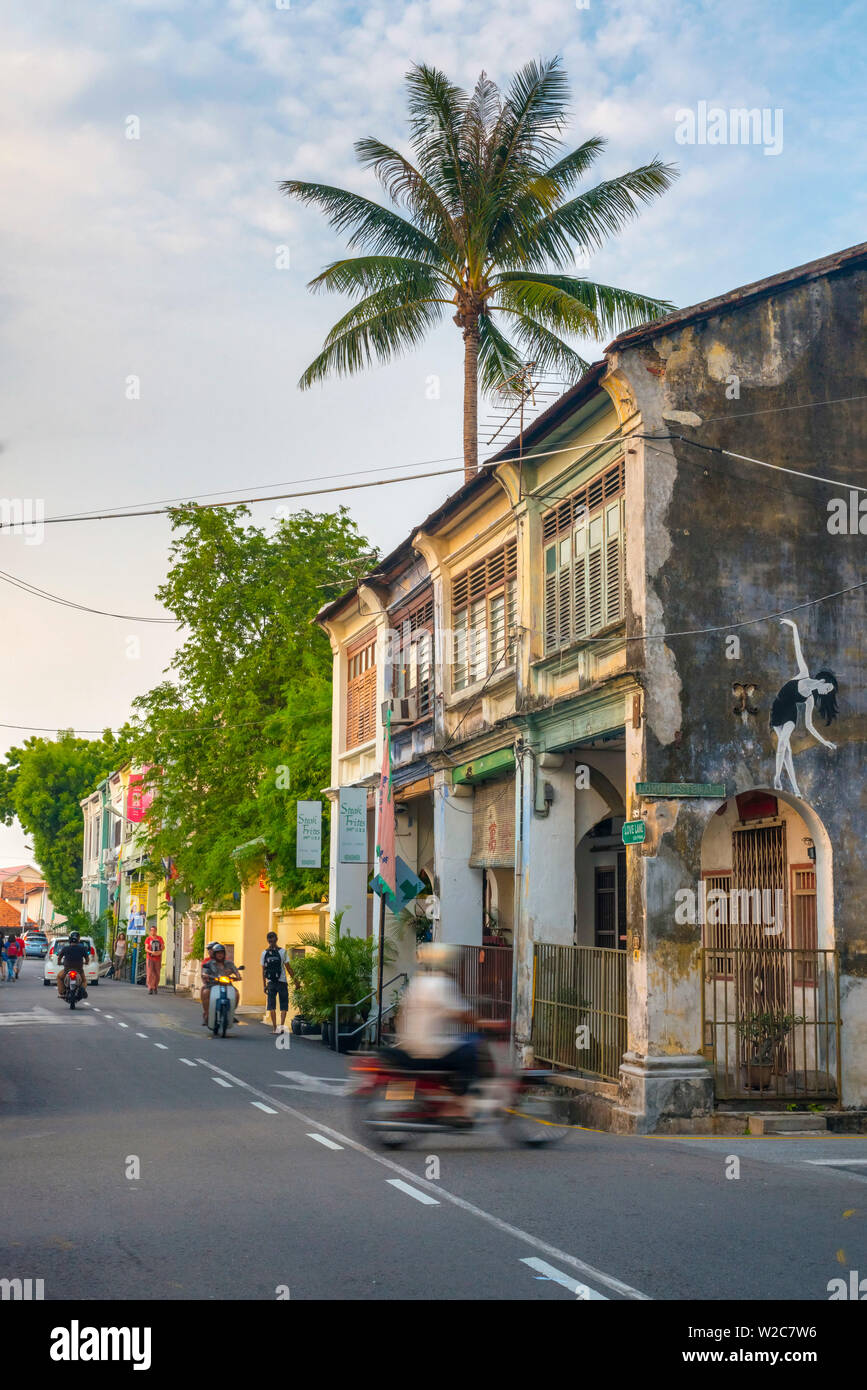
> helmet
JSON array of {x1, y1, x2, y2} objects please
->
[
  {"x1": 416, "y1": 942, "x2": 459, "y2": 971},
  {"x1": 68, "y1": 931, "x2": 81, "y2": 943},
  {"x1": 207, "y1": 941, "x2": 225, "y2": 955}
]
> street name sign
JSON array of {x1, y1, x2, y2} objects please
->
[
  {"x1": 622, "y1": 820, "x2": 647, "y2": 845},
  {"x1": 636, "y1": 782, "x2": 726, "y2": 798}
]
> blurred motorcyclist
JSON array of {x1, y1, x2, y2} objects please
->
[
  {"x1": 200, "y1": 942, "x2": 241, "y2": 1025},
  {"x1": 393, "y1": 943, "x2": 478, "y2": 1113}
]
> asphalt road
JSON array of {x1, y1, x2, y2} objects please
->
[{"x1": 1, "y1": 963, "x2": 866, "y2": 1301}]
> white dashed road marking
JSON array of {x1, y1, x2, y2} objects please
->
[
  {"x1": 179, "y1": 1058, "x2": 197, "y2": 1067},
  {"x1": 117, "y1": 1022, "x2": 129, "y2": 1028},
  {"x1": 806, "y1": 1159, "x2": 867, "y2": 1165},
  {"x1": 307, "y1": 1133, "x2": 343, "y2": 1150},
  {"x1": 154, "y1": 1043, "x2": 169, "y2": 1050},
  {"x1": 136, "y1": 1032, "x2": 148, "y2": 1038},
  {"x1": 212, "y1": 1077, "x2": 232, "y2": 1088},
  {"x1": 252, "y1": 1102, "x2": 278, "y2": 1115},
  {"x1": 521, "y1": 1256, "x2": 607, "y2": 1300},
  {"x1": 194, "y1": 1056, "x2": 649, "y2": 1301},
  {"x1": 387, "y1": 1179, "x2": 440, "y2": 1206}
]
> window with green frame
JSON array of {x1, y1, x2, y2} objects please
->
[{"x1": 543, "y1": 460, "x2": 625, "y2": 653}]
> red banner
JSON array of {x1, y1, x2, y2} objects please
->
[{"x1": 127, "y1": 770, "x2": 154, "y2": 823}]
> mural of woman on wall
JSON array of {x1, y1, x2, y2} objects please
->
[{"x1": 770, "y1": 618, "x2": 838, "y2": 797}]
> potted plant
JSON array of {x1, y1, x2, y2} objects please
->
[
  {"x1": 291, "y1": 910, "x2": 395, "y2": 1051},
  {"x1": 736, "y1": 1009, "x2": 803, "y2": 1090}
]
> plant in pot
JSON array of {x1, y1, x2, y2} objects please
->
[
  {"x1": 292, "y1": 910, "x2": 395, "y2": 1051},
  {"x1": 736, "y1": 1009, "x2": 803, "y2": 1090}
]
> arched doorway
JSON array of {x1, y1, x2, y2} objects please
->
[
  {"x1": 575, "y1": 813, "x2": 627, "y2": 949},
  {"x1": 700, "y1": 789, "x2": 839, "y2": 1102}
]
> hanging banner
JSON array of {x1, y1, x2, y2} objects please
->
[
  {"x1": 296, "y1": 801, "x2": 322, "y2": 869},
  {"x1": 338, "y1": 787, "x2": 368, "y2": 864},
  {"x1": 371, "y1": 711, "x2": 396, "y2": 898},
  {"x1": 128, "y1": 881, "x2": 148, "y2": 935},
  {"x1": 127, "y1": 769, "x2": 154, "y2": 823}
]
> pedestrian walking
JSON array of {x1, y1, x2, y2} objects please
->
[
  {"x1": 114, "y1": 930, "x2": 127, "y2": 979},
  {"x1": 261, "y1": 932, "x2": 291, "y2": 1033},
  {"x1": 0, "y1": 934, "x2": 10, "y2": 981},
  {"x1": 10, "y1": 932, "x2": 25, "y2": 978},
  {"x1": 144, "y1": 927, "x2": 165, "y2": 994}
]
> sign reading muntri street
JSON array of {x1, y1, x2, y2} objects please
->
[
  {"x1": 636, "y1": 782, "x2": 727, "y2": 798},
  {"x1": 622, "y1": 820, "x2": 647, "y2": 845}
]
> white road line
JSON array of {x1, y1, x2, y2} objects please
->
[
  {"x1": 117, "y1": 1022, "x2": 129, "y2": 1028},
  {"x1": 387, "y1": 1178, "x2": 440, "y2": 1206},
  {"x1": 179, "y1": 1059, "x2": 197, "y2": 1067},
  {"x1": 92, "y1": 1007, "x2": 101, "y2": 1012},
  {"x1": 306, "y1": 1132, "x2": 343, "y2": 1150},
  {"x1": 103, "y1": 1014, "x2": 113, "y2": 1019},
  {"x1": 521, "y1": 1256, "x2": 607, "y2": 1300},
  {"x1": 154, "y1": 1043, "x2": 169, "y2": 1050},
  {"x1": 136, "y1": 1032, "x2": 148, "y2": 1038},
  {"x1": 193, "y1": 1056, "x2": 649, "y2": 1302},
  {"x1": 252, "y1": 1102, "x2": 278, "y2": 1115},
  {"x1": 806, "y1": 1158, "x2": 867, "y2": 1165},
  {"x1": 212, "y1": 1077, "x2": 232, "y2": 1088}
]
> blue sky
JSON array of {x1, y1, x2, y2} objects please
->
[{"x1": 0, "y1": 0, "x2": 863, "y2": 860}]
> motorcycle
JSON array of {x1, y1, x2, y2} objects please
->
[
  {"x1": 350, "y1": 1025, "x2": 569, "y2": 1149},
  {"x1": 208, "y1": 965, "x2": 244, "y2": 1037},
  {"x1": 63, "y1": 969, "x2": 85, "y2": 1010}
]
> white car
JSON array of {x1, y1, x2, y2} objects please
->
[{"x1": 43, "y1": 937, "x2": 100, "y2": 988}]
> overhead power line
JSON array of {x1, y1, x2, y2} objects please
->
[{"x1": 0, "y1": 567, "x2": 175, "y2": 624}]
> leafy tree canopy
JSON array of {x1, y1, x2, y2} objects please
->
[
  {"x1": 0, "y1": 728, "x2": 124, "y2": 920},
  {"x1": 128, "y1": 503, "x2": 374, "y2": 910}
]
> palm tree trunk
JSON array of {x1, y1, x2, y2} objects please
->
[{"x1": 462, "y1": 318, "x2": 479, "y2": 482}]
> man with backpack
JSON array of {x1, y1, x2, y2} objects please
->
[{"x1": 261, "y1": 932, "x2": 291, "y2": 1034}]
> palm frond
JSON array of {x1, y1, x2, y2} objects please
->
[
  {"x1": 491, "y1": 274, "x2": 600, "y2": 335},
  {"x1": 352, "y1": 137, "x2": 460, "y2": 249},
  {"x1": 514, "y1": 159, "x2": 679, "y2": 268},
  {"x1": 405, "y1": 63, "x2": 469, "y2": 211},
  {"x1": 298, "y1": 293, "x2": 446, "y2": 389},
  {"x1": 279, "y1": 180, "x2": 444, "y2": 262},
  {"x1": 308, "y1": 255, "x2": 455, "y2": 299},
  {"x1": 495, "y1": 307, "x2": 591, "y2": 380},
  {"x1": 477, "y1": 314, "x2": 525, "y2": 395}
]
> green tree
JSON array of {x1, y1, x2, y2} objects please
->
[
  {"x1": 129, "y1": 503, "x2": 374, "y2": 910},
  {"x1": 0, "y1": 728, "x2": 123, "y2": 919},
  {"x1": 281, "y1": 56, "x2": 677, "y2": 480}
]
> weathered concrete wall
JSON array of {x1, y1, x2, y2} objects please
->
[{"x1": 614, "y1": 256, "x2": 867, "y2": 1104}]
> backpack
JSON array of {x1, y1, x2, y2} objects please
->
[{"x1": 262, "y1": 947, "x2": 284, "y2": 983}]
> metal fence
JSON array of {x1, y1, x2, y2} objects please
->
[
  {"x1": 532, "y1": 943, "x2": 627, "y2": 1082},
  {"x1": 701, "y1": 947, "x2": 840, "y2": 1101},
  {"x1": 455, "y1": 943, "x2": 513, "y2": 1026}
]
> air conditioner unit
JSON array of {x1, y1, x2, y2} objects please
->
[{"x1": 381, "y1": 695, "x2": 417, "y2": 727}]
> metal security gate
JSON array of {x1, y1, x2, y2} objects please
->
[
  {"x1": 701, "y1": 947, "x2": 840, "y2": 1101},
  {"x1": 532, "y1": 943, "x2": 627, "y2": 1082},
  {"x1": 455, "y1": 944, "x2": 513, "y2": 1025}
]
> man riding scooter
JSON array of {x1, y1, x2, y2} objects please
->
[
  {"x1": 200, "y1": 942, "x2": 242, "y2": 1027},
  {"x1": 392, "y1": 942, "x2": 480, "y2": 1118},
  {"x1": 56, "y1": 931, "x2": 90, "y2": 1001}
]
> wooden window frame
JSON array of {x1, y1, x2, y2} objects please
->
[
  {"x1": 452, "y1": 541, "x2": 517, "y2": 692},
  {"x1": 345, "y1": 630, "x2": 377, "y2": 751},
  {"x1": 702, "y1": 868, "x2": 733, "y2": 979},
  {"x1": 790, "y1": 862, "x2": 818, "y2": 986},
  {"x1": 390, "y1": 587, "x2": 435, "y2": 720}
]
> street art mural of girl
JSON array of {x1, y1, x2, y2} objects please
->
[{"x1": 770, "y1": 618, "x2": 838, "y2": 797}]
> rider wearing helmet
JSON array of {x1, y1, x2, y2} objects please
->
[
  {"x1": 200, "y1": 942, "x2": 241, "y2": 1025},
  {"x1": 56, "y1": 930, "x2": 90, "y2": 999},
  {"x1": 393, "y1": 942, "x2": 479, "y2": 1110}
]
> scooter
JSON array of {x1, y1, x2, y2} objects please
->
[
  {"x1": 208, "y1": 965, "x2": 244, "y2": 1037},
  {"x1": 350, "y1": 1024, "x2": 568, "y2": 1149},
  {"x1": 63, "y1": 969, "x2": 85, "y2": 1010}
]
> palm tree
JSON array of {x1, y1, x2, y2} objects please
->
[{"x1": 281, "y1": 57, "x2": 677, "y2": 481}]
